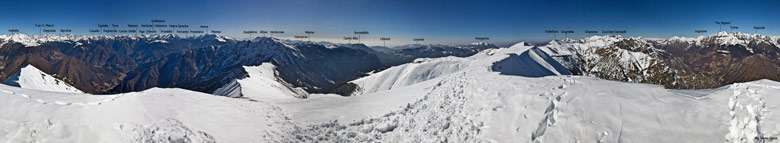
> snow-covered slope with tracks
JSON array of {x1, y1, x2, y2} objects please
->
[{"x1": 273, "y1": 42, "x2": 780, "y2": 142}]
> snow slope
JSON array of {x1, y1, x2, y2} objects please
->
[
  {"x1": 2, "y1": 65, "x2": 83, "y2": 93},
  {"x1": 267, "y1": 42, "x2": 780, "y2": 142},
  {"x1": 225, "y1": 63, "x2": 307, "y2": 100},
  {"x1": 276, "y1": 61, "x2": 780, "y2": 143},
  {"x1": 349, "y1": 42, "x2": 570, "y2": 96}
]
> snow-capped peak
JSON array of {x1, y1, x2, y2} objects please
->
[
  {"x1": 1, "y1": 65, "x2": 83, "y2": 93},
  {"x1": 0, "y1": 34, "x2": 116, "y2": 47},
  {"x1": 0, "y1": 34, "x2": 42, "y2": 47},
  {"x1": 665, "y1": 31, "x2": 776, "y2": 47},
  {"x1": 470, "y1": 42, "x2": 489, "y2": 45},
  {"x1": 550, "y1": 35, "x2": 626, "y2": 50},
  {"x1": 150, "y1": 40, "x2": 169, "y2": 44},
  {"x1": 0, "y1": 33, "x2": 239, "y2": 48},
  {"x1": 187, "y1": 34, "x2": 233, "y2": 43},
  {"x1": 667, "y1": 36, "x2": 701, "y2": 42},
  {"x1": 583, "y1": 35, "x2": 623, "y2": 41},
  {"x1": 715, "y1": 31, "x2": 730, "y2": 36},
  {"x1": 714, "y1": 32, "x2": 773, "y2": 46}
]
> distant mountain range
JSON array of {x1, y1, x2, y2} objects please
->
[
  {"x1": 0, "y1": 34, "x2": 494, "y2": 96},
  {"x1": 541, "y1": 31, "x2": 780, "y2": 89}
]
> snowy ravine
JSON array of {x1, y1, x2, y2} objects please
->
[{"x1": 1, "y1": 42, "x2": 780, "y2": 142}]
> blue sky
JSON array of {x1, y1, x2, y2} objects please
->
[{"x1": 1, "y1": 0, "x2": 778, "y2": 46}]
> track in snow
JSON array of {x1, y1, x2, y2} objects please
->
[
  {"x1": 280, "y1": 73, "x2": 485, "y2": 142},
  {"x1": 726, "y1": 83, "x2": 779, "y2": 143}
]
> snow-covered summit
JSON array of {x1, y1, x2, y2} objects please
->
[
  {"x1": 1, "y1": 65, "x2": 83, "y2": 93},
  {"x1": 0, "y1": 34, "x2": 47, "y2": 47},
  {"x1": 194, "y1": 34, "x2": 232, "y2": 43}
]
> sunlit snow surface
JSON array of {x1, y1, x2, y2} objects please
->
[{"x1": 1, "y1": 42, "x2": 779, "y2": 143}]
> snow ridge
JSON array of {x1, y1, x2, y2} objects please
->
[
  {"x1": 350, "y1": 42, "x2": 569, "y2": 96},
  {"x1": 2, "y1": 65, "x2": 83, "y2": 93},
  {"x1": 237, "y1": 63, "x2": 308, "y2": 99}
]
